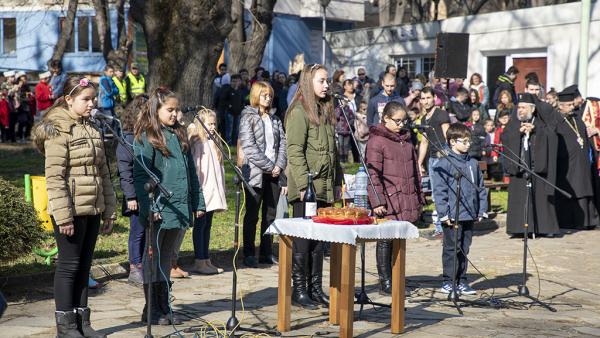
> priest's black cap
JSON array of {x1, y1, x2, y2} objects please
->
[
  {"x1": 562, "y1": 84, "x2": 582, "y2": 98},
  {"x1": 518, "y1": 92, "x2": 536, "y2": 104},
  {"x1": 557, "y1": 90, "x2": 575, "y2": 102}
]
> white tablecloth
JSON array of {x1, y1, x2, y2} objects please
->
[{"x1": 266, "y1": 218, "x2": 419, "y2": 245}]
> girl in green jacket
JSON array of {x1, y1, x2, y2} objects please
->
[
  {"x1": 285, "y1": 64, "x2": 343, "y2": 309},
  {"x1": 133, "y1": 87, "x2": 205, "y2": 325}
]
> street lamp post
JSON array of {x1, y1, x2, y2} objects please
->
[{"x1": 320, "y1": 0, "x2": 331, "y2": 65}]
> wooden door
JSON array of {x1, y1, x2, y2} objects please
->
[{"x1": 512, "y1": 57, "x2": 547, "y2": 93}]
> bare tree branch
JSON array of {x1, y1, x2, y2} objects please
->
[{"x1": 48, "y1": 0, "x2": 78, "y2": 67}]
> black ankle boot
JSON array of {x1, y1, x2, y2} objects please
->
[
  {"x1": 75, "y1": 307, "x2": 106, "y2": 338},
  {"x1": 376, "y1": 240, "x2": 392, "y2": 295},
  {"x1": 142, "y1": 283, "x2": 169, "y2": 325},
  {"x1": 308, "y1": 249, "x2": 329, "y2": 307},
  {"x1": 55, "y1": 310, "x2": 84, "y2": 338},
  {"x1": 156, "y1": 282, "x2": 182, "y2": 325},
  {"x1": 291, "y1": 253, "x2": 319, "y2": 310}
]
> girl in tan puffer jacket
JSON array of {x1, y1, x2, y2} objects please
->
[{"x1": 33, "y1": 76, "x2": 116, "y2": 338}]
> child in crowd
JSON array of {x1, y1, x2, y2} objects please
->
[
  {"x1": 492, "y1": 109, "x2": 511, "y2": 183},
  {"x1": 450, "y1": 87, "x2": 471, "y2": 123},
  {"x1": 116, "y1": 94, "x2": 149, "y2": 285},
  {"x1": 188, "y1": 108, "x2": 228, "y2": 275},
  {"x1": 481, "y1": 119, "x2": 503, "y2": 181},
  {"x1": 133, "y1": 87, "x2": 205, "y2": 325},
  {"x1": 366, "y1": 101, "x2": 424, "y2": 295},
  {"x1": 465, "y1": 108, "x2": 485, "y2": 160},
  {"x1": 432, "y1": 123, "x2": 487, "y2": 295},
  {"x1": 0, "y1": 88, "x2": 10, "y2": 142},
  {"x1": 335, "y1": 102, "x2": 355, "y2": 162},
  {"x1": 354, "y1": 101, "x2": 369, "y2": 157}
]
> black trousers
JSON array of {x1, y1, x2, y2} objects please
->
[
  {"x1": 291, "y1": 200, "x2": 330, "y2": 254},
  {"x1": 442, "y1": 221, "x2": 473, "y2": 284},
  {"x1": 52, "y1": 215, "x2": 101, "y2": 311},
  {"x1": 7, "y1": 112, "x2": 17, "y2": 142},
  {"x1": 243, "y1": 174, "x2": 280, "y2": 258},
  {"x1": 143, "y1": 226, "x2": 179, "y2": 283}
]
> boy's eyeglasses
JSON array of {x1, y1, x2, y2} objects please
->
[{"x1": 456, "y1": 138, "x2": 471, "y2": 145}]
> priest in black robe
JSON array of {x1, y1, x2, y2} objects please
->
[
  {"x1": 501, "y1": 93, "x2": 561, "y2": 236},
  {"x1": 555, "y1": 89, "x2": 599, "y2": 230}
]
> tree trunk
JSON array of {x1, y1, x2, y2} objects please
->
[
  {"x1": 91, "y1": 0, "x2": 132, "y2": 71},
  {"x1": 48, "y1": 0, "x2": 78, "y2": 67},
  {"x1": 228, "y1": 0, "x2": 276, "y2": 74},
  {"x1": 131, "y1": 0, "x2": 232, "y2": 107},
  {"x1": 92, "y1": 0, "x2": 112, "y2": 60}
]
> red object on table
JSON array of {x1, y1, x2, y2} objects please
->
[{"x1": 312, "y1": 216, "x2": 373, "y2": 225}]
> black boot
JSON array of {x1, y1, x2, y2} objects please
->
[
  {"x1": 308, "y1": 249, "x2": 329, "y2": 307},
  {"x1": 376, "y1": 240, "x2": 392, "y2": 295},
  {"x1": 75, "y1": 307, "x2": 106, "y2": 338},
  {"x1": 156, "y1": 281, "x2": 183, "y2": 325},
  {"x1": 291, "y1": 253, "x2": 319, "y2": 309},
  {"x1": 142, "y1": 283, "x2": 169, "y2": 325},
  {"x1": 55, "y1": 310, "x2": 85, "y2": 338}
]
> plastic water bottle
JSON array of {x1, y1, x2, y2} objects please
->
[{"x1": 354, "y1": 166, "x2": 369, "y2": 209}]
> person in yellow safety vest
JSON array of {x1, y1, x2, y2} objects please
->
[
  {"x1": 112, "y1": 68, "x2": 128, "y2": 106},
  {"x1": 125, "y1": 62, "x2": 146, "y2": 102}
]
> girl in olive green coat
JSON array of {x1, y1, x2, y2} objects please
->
[
  {"x1": 133, "y1": 88, "x2": 205, "y2": 325},
  {"x1": 285, "y1": 64, "x2": 343, "y2": 310}
]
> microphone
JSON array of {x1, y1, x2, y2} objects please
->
[
  {"x1": 408, "y1": 122, "x2": 431, "y2": 131},
  {"x1": 331, "y1": 93, "x2": 350, "y2": 102},
  {"x1": 90, "y1": 109, "x2": 116, "y2": 121},
  {"x1": 182, "y1": 105, "x2": 202, "y2": 113}
]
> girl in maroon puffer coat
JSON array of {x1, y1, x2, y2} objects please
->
[{"x1": 365, "y1": 101, "x2": 425, "y2": 295}]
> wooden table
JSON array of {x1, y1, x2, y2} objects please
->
[{"x1": 276, "y1": 236, "x2": 407, "y2": 337}]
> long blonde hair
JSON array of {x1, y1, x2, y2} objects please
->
[
  {"x1": 286, "y1": 64, "x2": 334, "y2": 126},
  {"x1": 188, "y1": 107, "x2": 222, "y2": 162}
]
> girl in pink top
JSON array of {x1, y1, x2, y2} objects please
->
[{"x1": 188, "y1": 108, "x2": 228, "y2": 274}]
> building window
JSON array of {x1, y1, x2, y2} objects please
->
[
  {"x1": 59, "y1": 15, "x2": 101, "y2": 53},
  {"x1": 395, "y1": 56, "x2": 435, "y2": 79},
  {"x1": 1, "y1": 18, "x2": 16, "y2": 55}
]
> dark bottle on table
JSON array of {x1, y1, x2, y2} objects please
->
[{"x1": 303, "y1": 173, "x2": 317, "y2": 219}]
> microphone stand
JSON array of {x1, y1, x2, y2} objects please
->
[
  {"x1": 489, "y1": 143, "x2": 570, "y2": 312},
  {"x1": 413, "y1": 127, "x2": 501, "y2": 315},
  {"x1": 93, "y1": 117, "x2": 171, "y2": 338},
  {"x1": 190, "y1": 114, "x2": 281, "y2": 337},
  {"x1": 334, "y1": 96, "x2": 389, "y2": 320}
]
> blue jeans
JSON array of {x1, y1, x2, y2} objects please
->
[
  {"x1": 128, "y1": 214, "x2": 145, "y2": 265},
  {"x1": 226, "y1": 113, "x2": 240, "y2": 145},
  {"x1": 193, "y1": 211, "x2": 214, "y2": 259},
  {"x1": 428, "y1": 157, "x2": 443, "y2": 233}
]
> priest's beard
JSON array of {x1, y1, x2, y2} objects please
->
[{"x1": 518, "y1": 110, "x2": 533, "y2": 122}]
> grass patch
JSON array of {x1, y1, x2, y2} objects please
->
[{"x1": 0, "y1": 144, "x2": 507, "y2": 276}]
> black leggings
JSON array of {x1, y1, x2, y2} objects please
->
[
  {"x1": 291, "y1": 200, "x2": 329, "y2": 254},
  {"x1": 243, "y1": 175, "x2": 280, "y2": 258},
  {"x1": 53, "y1": 215, "x2": 101, "y2": 311}
]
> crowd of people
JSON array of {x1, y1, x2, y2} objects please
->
[{"x1": 3, "y1": 59, "x2": 599, "y2": 337}]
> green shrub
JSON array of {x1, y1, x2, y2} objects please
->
[{"x1": 0, "y1": 178, "x2": 46, "y2": 262}]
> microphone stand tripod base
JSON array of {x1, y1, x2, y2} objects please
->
[{"x1": 518, "y1": 285, "x2": 530, "y2": 296}]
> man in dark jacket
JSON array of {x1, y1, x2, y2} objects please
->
[
  {"x1": 367, "y1": 73, "x2": 405, "y2": 126},
  {"x1": 450, "y1": 87, "x2": 471, "y2": 122},
  {"x1": 218, "y1": 74, "x2": 247, "y2": 145},
  {"x1": 492, "y1": 66, "x2": 519, "y2": 107}
]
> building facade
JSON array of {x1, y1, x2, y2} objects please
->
[{"x1": 328, "y1": 2, "x2": 600, "y2": 97}]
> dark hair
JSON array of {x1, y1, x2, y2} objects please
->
[
  {"x1": 469, "y1": 88, "x2": 480, "y2": 104},
  {"x1": 456, "y1": 87, "x2": 469, "y2": 96},
  {"x1": 547, "y1": 87, "x2": 557, "y2": 96},
  {"x1": 342, "y1": 79, "x2": 353, "y2": 87},
  {"x1": 49, "y1": 60, "x2": 62, "y2": 70},
  {"x1": 483, "y1": 118, "x2": 494, "y2": 125},
  {"x1": 385, "y1": 64, "x2": 396, "y2": 74},
  {"x1": 121, "y1": 94, "x2": 148, "y2": 132},
  {"x1": 134, "y1": 87, "x2": 189, "y2": 157},
  {"x1": 239, "y1": 68, "x2": 248, "y2": 74},
  {"x1": 421, "y1": 86, "x2": 434, "y2": 96},
  {"x1": 104, "y1": 64, "x2": 114, "y2": 71},
  {"x1": 525, "y1": 72, "x2": 539, "y2": 81},
  {"x1": 507, "y1": 66, "x2": 519, "y2": 75},
  {"x1": 332, "y1": 69, "x2": 345, "y2": 83},
  {"x1": 446, "y1": 123, "x2": 472, "y2": 144},
  {"x1": 382, "y1": 101, "x2": 406, "y2": 121},
  {"x1": 526, "y1": 78, "x2": 540, "y2": 87},
  {"x1": 231, "y1": 74, "x2": 242, "y2": 81},
  {"x1": 254, "y1": 66, "x2": 265, "y2": 73},
  {"x1": 219, "y1": 63, "x2": 227, "y2": 69},
  {"x1": 498, "y1": 108, "x2": 511, "y2": 118},
  {"x1": 262, "y1": 71, "x2": 270, "y2": 79}
]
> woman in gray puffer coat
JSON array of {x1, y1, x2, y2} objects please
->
[{"x1": 238, "y1": 81, "x2": 287, "y2": 268}]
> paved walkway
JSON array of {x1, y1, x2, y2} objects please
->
[{"x1": 2, "y1": 225, "x2": 600, "y2": 337}]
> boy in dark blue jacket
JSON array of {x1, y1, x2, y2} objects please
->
[{"x1": 432, "y1": 123, "x2": 488, "y2": 295}]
